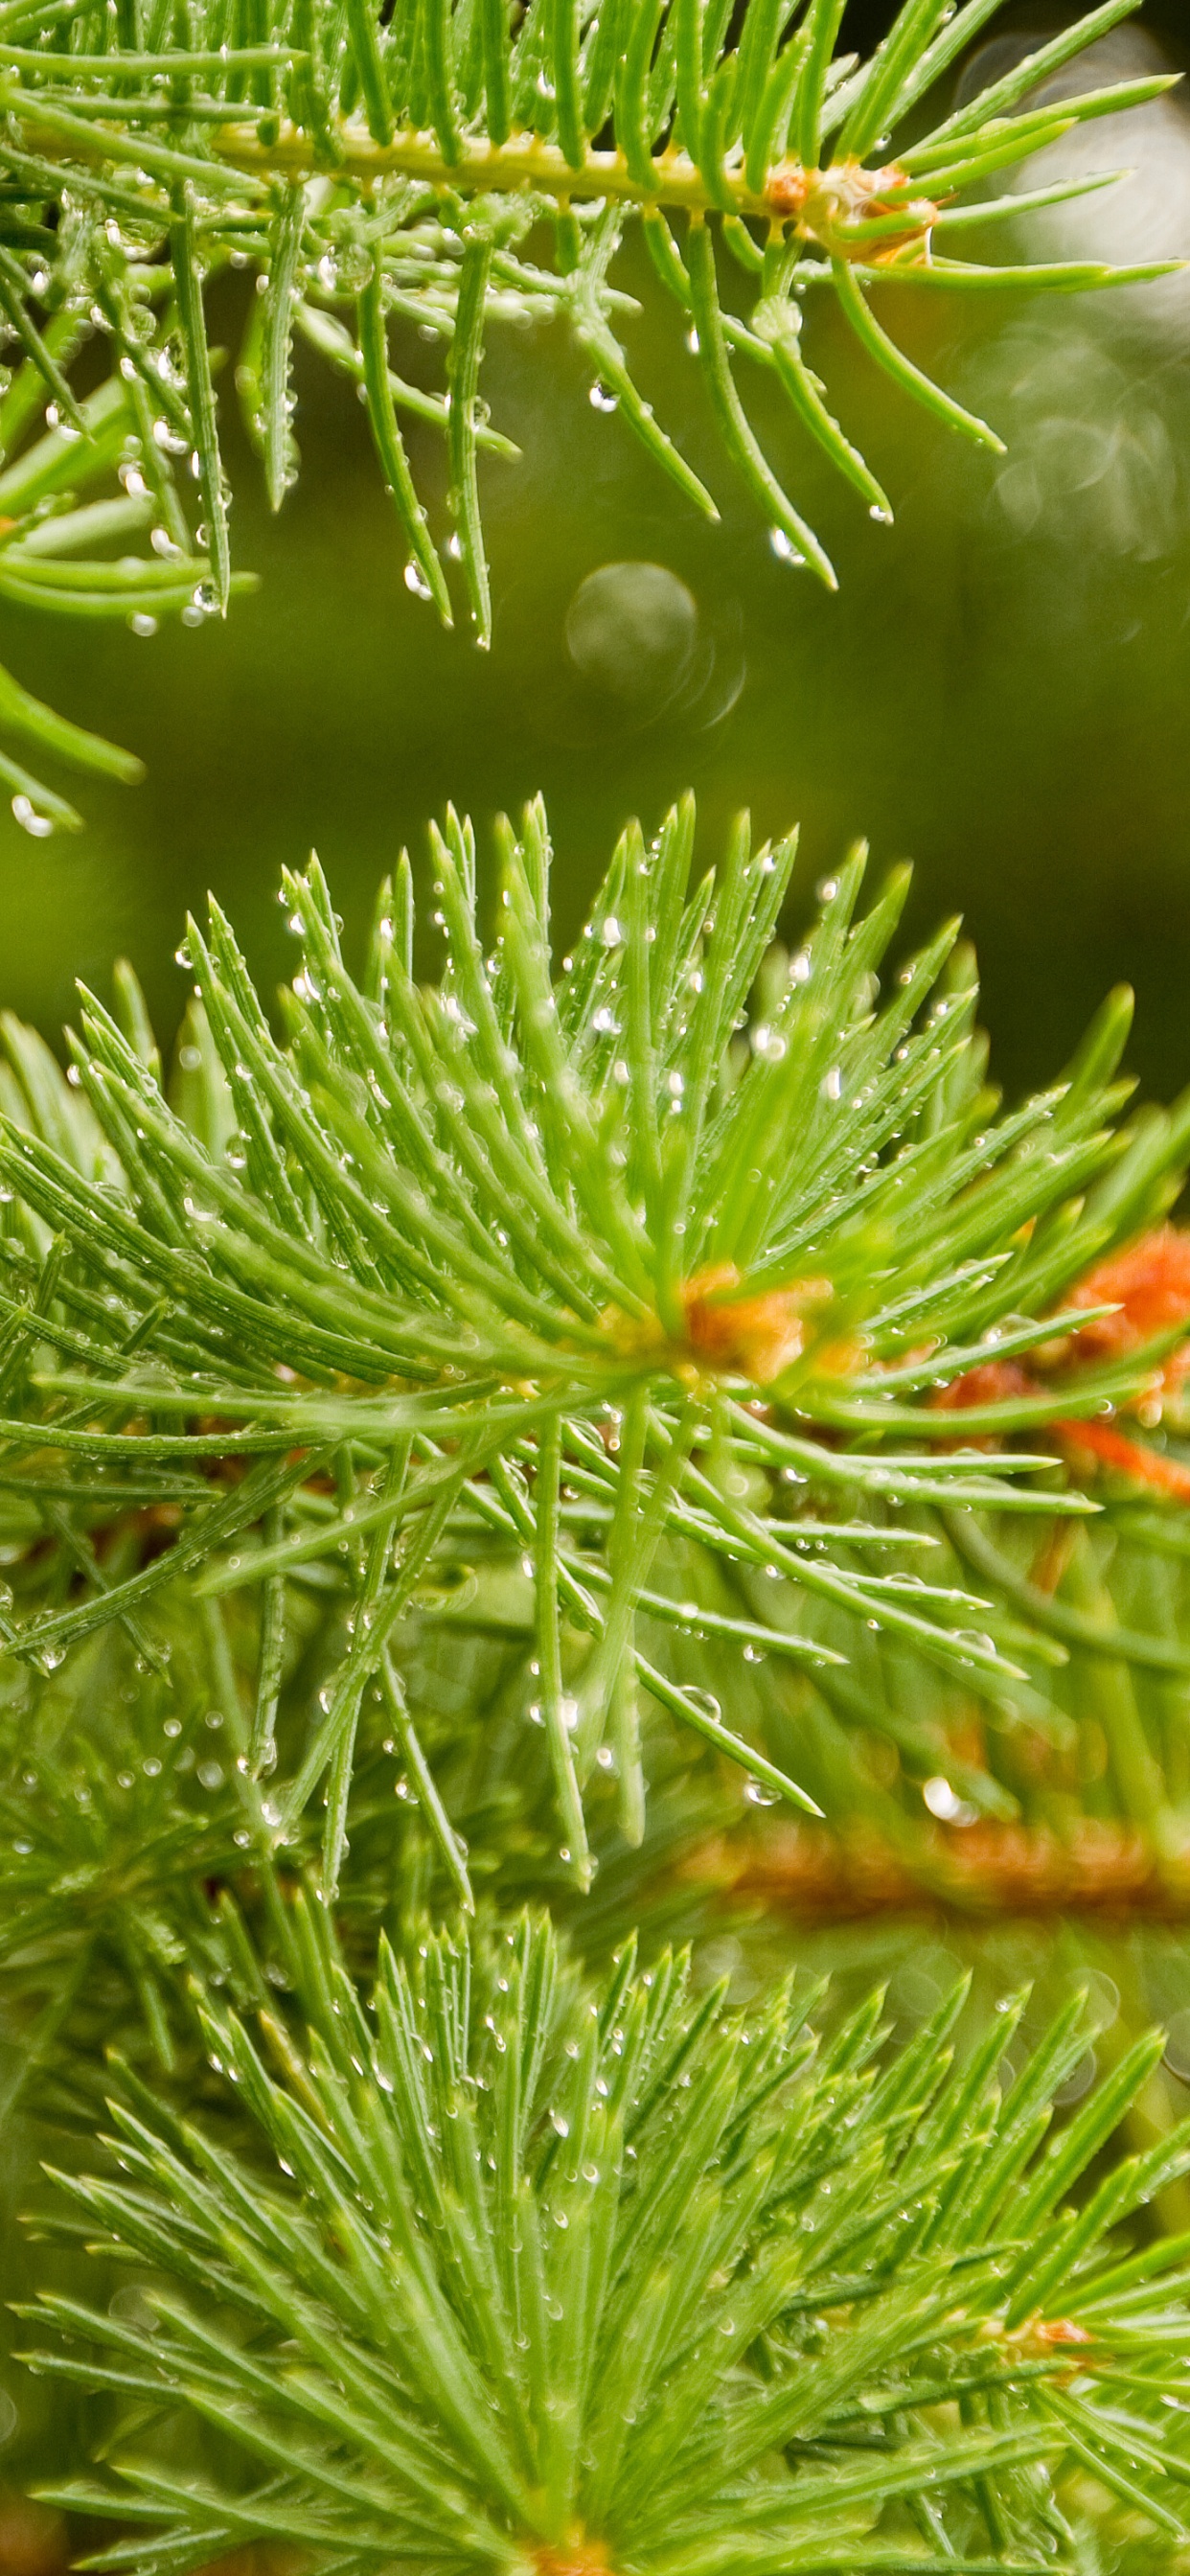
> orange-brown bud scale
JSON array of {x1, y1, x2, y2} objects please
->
[
  {"x1": 765, "y1": 155, "x2": 939, "y2": 260},
  {"x1": 1068, "y1": 1226, "x2": 1190, "y2": 1379},
  {"x1": 533, "y1": 2542, "x2": 612, "y2": 2576},
  {"x1": 978, "y1": 2312, "x2": 1096, "y2": 2372},
  {"x1": 929, "y1": 1226, "x2": 1190, "y2": 1497},
  {"x1": 1052, "y1": 1415, "x2": 1190, "y2": 1501},
  {"x1": 681, "y1": 1262, "x2": 835, "y2": 1383},
  {"x1": 607, "y1": 1264, "x2": 857, "y2": 1387}
]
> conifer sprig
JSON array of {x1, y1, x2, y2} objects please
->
[
  {"x1": 1, "y1": 799, "x2": 1190, "y2": 1889},
  {"x1": 23, "y1": 1904, "x2": 1190, "y2": 2572},
  {"x1": 0, "y1": 349, "x2": 253, "y2": 830},
  {"x1": 0, "y1": 0, "x2": 1176, "y2": 647}
]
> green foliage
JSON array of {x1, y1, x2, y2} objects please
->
[
  {"x1": 0, "y1": 1446, "x2": 730, "y2": 2107},
  {"x1": 21, "y1": 1903, "x2": 1190, "y2": 2573},
  {"x1": 0, "y1": 342, "x2": 253, "y2": 828},
  {"x1": 0, "y1": 0, "x2": 1175, "y2": 688},
  {"x1": 1, "y1": 800, "x2": 1190, "y2": 1901},
  {"x1": 0, "y1": 0, "x2": 1173, "y2": 828},
  {"x1": 0, "y1": 1, "x2": 1184, "y2": 2555},
  {"x1": 0, "y1": 1662, "x2": 240, "y2": 2114},
  {"x1": 696, "y1": 1497, "x2": 1190, "y2": 1894}
]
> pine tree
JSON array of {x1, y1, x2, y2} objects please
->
[{"x1": 0, "y1": 0, "x2": 1186, "y2": 2564}]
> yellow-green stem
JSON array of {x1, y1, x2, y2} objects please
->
[{"x1": 4, "y1": 95, "x2": 927, "y2": 244}]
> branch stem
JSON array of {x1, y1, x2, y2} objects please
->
[{"x1": 4, "y1": 97, "x2": 836, "y2": 221}]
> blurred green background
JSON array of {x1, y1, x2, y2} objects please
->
[{"x1": 2, "y1": 0, "x2": 1189, "y2": 1097}]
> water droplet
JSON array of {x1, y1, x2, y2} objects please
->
[
  {"x1": 11, "y1": 795, "x2": 54, "y2": 839},
  {"x1": 589, "y1": 380, "x2": 618, "y2": 411},
  {"x1": 404, "y1": 561, "x2": 433, "y2": 602},
  {"x1": 128, "y1": 611, "x2": 158, "y2": 638},
  {"x1": 564, "y1": 561, "x2": 699, "y2": 709}
]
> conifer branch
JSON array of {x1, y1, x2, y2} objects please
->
[
  {"x1": 0, "y1": 351, "x2": 254, "y2": 829},
  {"x1": 0, "y1": 0, "x2": 1173, "y2": 698},
  {"x1": 1, "y1": 800, "x2": 1190, "y2": 1890},
  {"x1": 21, "y1": 1903, "x2": 1190, "y2": 2571},
  {"x1": 0, "y1": 0, "x2": 1173, "y2": 820}
]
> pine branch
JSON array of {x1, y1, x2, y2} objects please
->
[
  {"x1": 0, "y1": 0, "x2": 1174, "y2": 662},
  {"x1": 1, "y1": 801, "x2": 1190, "y2": 1896},
  {"x1": 0, "y1": 342, "x2": 254, "y2": 830},
  {"x1": 20, "y1": 1900, "x2": 1190, "y2": 2572},
  {"x1": 0, "y1": 1504, "x2": 292, "y2": 2110}
]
